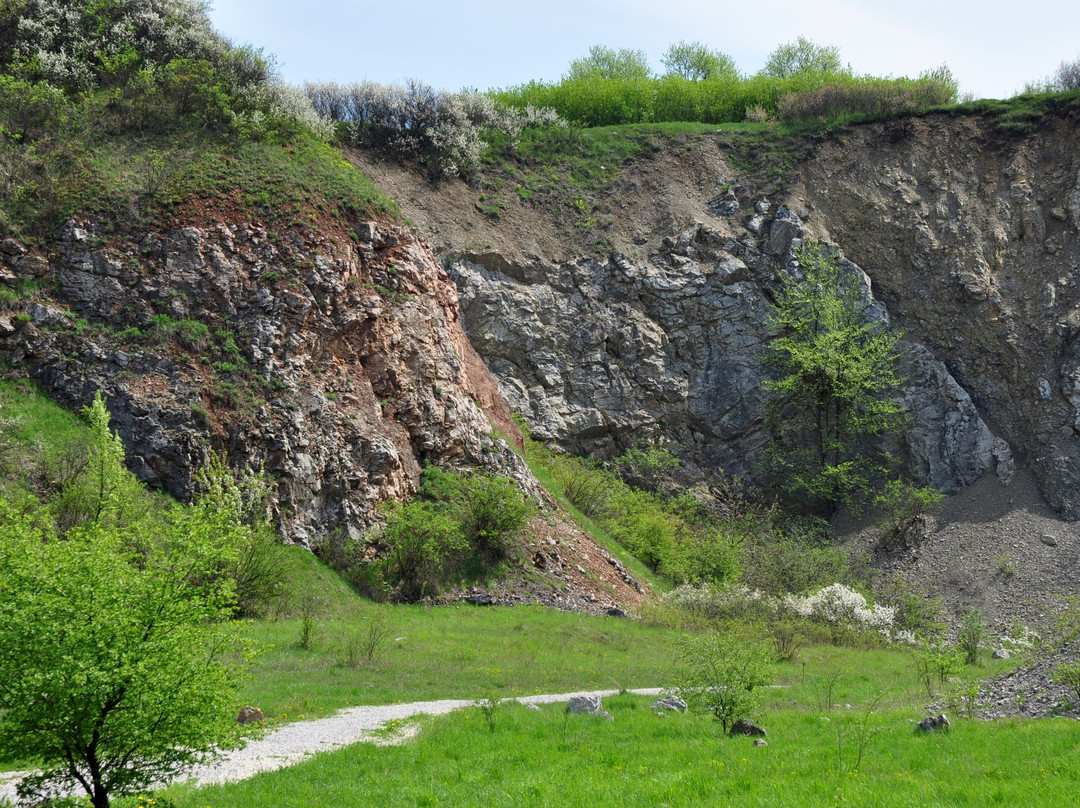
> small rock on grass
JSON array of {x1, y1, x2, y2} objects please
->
[{"x1": 729, "y1": 718, "x2": 767, "y2": 738}]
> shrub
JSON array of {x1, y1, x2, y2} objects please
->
[
  {"x1": 381, "y1": 500, "x2": 465, "y2": 602},
  {"x1": 673, "y1": 631, "x2": 775, "y2": 733},
  {"x1": 1024, "y1": 55, "x2": 1080, "y2": 94},
  {"x1": 1052, "y1": 660, "x2": 1080, "y2": 704},
  {"x1": 957, "y1": 609, "x2": 987, "y2": 665},
  {"x1": 306, "y1": 79, "x2": 564, "y2": 178},
  {"x1": 1, "y1": 0, "x2": 330, "y2": 140},
  {"x1": 459, "y1": 472, "x2": 536, "y2": 563},
  {"x1": 776, "y1": 75, "x2": 957, "y2": 123}
]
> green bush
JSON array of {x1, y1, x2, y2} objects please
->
[
  {"x1": 381, "y1": 500, "x2": 465, "y2": 602},
  {"x1": 673, "y1": 631, "x2": 775, "y2": 733},
  {"x1": 459, "y1": 473, "x2": 536, "y2": 563}
]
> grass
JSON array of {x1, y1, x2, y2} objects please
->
[
  {"x1": 166, "y1": 688, "x2": 1073, "y2": 808},
  {"x1": 517, "y1": 445, "x2": 665, "y2": 594},
  {"x1": 0, "y1": 377, "x2": 89, "y2": 451},
  {"x1": 2, "y1": 91, "x2": 398, "y2": 243},
  {"x1": 238, "y1": 602, "x2": 679, "y2": 720}
]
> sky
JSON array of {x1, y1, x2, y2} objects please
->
[{"x1": 206, "y1": 0, "x2": 1080, "y2": 101}]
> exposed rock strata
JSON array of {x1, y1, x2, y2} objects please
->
[
  {"x1": 0, "y1": 219, "x2": 520, "y2": 544},
  {"x1": 448, "y1": 216, "x2": 1004, "y2": 494},
  {"x1": 792, "y1": 114, "x2": 1080, "y2": 516}
]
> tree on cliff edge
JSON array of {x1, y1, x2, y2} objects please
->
[{"x1": 764, "y1": 241, "x2": 904, "y2": 512}]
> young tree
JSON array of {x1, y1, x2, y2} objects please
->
[
  {"x1": 673, "y1": 632, "x2": 775, "y2": 732},
  {"x1": 0, "y1": 412, "x2": 249, "y2": 808},
  {"x1": 764, "y1": 241, "x2": 905, "y2": 512},
  {"x1": 566, "y1": 45, "x2": 651, "y2": 82},
  {"x1": 661, "y1": 41, "x2": 737, "y2": 81},
  {"x1": 762, "y1": 36, "x2": 845, "y2": 79}
]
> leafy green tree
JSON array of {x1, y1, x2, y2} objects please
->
[
  {"x1": 764, "y1": 241, "x2": 904, "y2": 511},
  {"x1": 762, "y1": 36, "x2": 845, "y2": 78},
  {"x1": 661, "y1": 41, "x2": 737, "y2": 81},
  {"x1": 566, "y1": 45, "x2": 651, "y2": 82},
  {"x1": 51, "y1": 391, "x2": 152, "y2": 535},
  {"x1": 673, "y1": 632, "x2": 775, "y2": 732},
  {"x1": 0, "y1": 493, "x2": 248, "y2": 808}
]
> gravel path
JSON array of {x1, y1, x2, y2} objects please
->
[{"x1": 0, "y1": 688, "x2": 663, "y2": 802}]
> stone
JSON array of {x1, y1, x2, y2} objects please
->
[
  {"x1": 765, "y1": 206, "x2": 803, "y2": 257},
  {"x1": 236, "y1": 706, "x2": 264, "y2": 725},
  {"x1": 1041, "y1": 533, "x2": 1058, "y2": 547},
  {"x1": 753, "y1": 738, "x2": 769, "y2": 747},
  {"x1": 17, "y1": 256, "x2": 50, "y2": 278},
  {"x1": 0, "y1": 316, "x2": 15, "y2": 338},
  {"x1": 566, "y1": 695, "x2": 613, "y2": 720},
  {"x1": 526, "y1": 704, "x2": 541, "y2": 712},
  {"x1": 449, "y1": 223, "x2": 996, "y2": 500},
  {"x1": 650, "y1": 696, "x2": 687, "y2": 713},
  {"x1": 0, "y1": 238, "x2": 25, "y2": 257},
  {"x1": 992, "y1": 648, "x2": 1011, "y2": 660},
  {"x1": 27, "y1": 303, "x2": 70, "y2": 328},
  {"x1": 0, "y1": 219, "x2": 522, "y2": 546},
  {"x1": 916, "y1": 714, "x2": 950, "y2": 732},
  {"x1": 729, "y1": 718, "x2": 767, "y2": 737}
]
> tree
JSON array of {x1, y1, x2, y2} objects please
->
[
  {"x1": 764, "y1": 241, "x2": 904, "y2": 511},
  {"x1": 762, "y1": 36, "x2": 844, "y2": 79},
  {"x1": 0, "y1": 408, "x2": 249, "y2": 808},
  {"x1": 673, "y1": 632, "x2": 774, "y2": 732},
  {"x1": 661, "y1": 40, "x2": 737, "y2": 81},
  {"x1": 51, "y1": 391, "x2": 150, "y2": 534},
  {"x1": 1025, "y1": 54, "x2": 1080, "y2": 94},
  {"x1": 566, "y1": 45, "x2": 651, "y2": 82}
]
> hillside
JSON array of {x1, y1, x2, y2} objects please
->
[
  {"x1": 2, "y1": 0, "x2": 1080, "y2": 626},
  {"x1": 351, "y1": 102, "x2": 1080, "y2": 625}
]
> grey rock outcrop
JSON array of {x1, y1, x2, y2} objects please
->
[
  {"x1": 800, "y1": 114, "x2": 1080, "y2": 517},
  {"x1": 729, "y1": 717, "x2": 767, "y2": 737},
  {"x1": 916, "y1": 714, "x2": 950, "y2": 732},
  {"x1": 448, "y1": 217, "x2": 1001, "y2": 494},
  {"x1": 651, "y1": 696, "x2": 688, "y2": 712}
]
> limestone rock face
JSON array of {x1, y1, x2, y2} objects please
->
[
  {"x1": 796, "y1": 114, "x2": 1080, "y2": 516},
  {"x1": 0, "y1": 218, "x2": 521, "y2": 544},
  {"x1": 449, "y1": 217, "x2": 999, "y2": 493}
]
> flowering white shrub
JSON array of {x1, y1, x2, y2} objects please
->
[
  {"x1": 305, "y1": 79, "x2": 565, "y2": 177},
  {"x1": 784, "y1": 583, "x2": 895, "y2": 627},
  {"x1": 661, "y1": 583, "x2": 768, "y2": 618},
  {"x1": 6, "y1": 0, "x2": 223, "y2": 91},
  {"x1": 1, "y1": 0, "x2": 330, "y2": 140},
  {"x1": 664, "y1": 581, "x2": 911, "y2": 643}
]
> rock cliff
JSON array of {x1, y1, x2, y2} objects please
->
[
  {"x1": 359, "y1": 108, "x2": 1080, "y2": 518},
  {"x1": 0, "y1": 217, "x2": 520, "y2": 544}
]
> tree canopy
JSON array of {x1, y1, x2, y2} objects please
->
[
  {"x1": 0, "y1": 394, "x2": 253, "y2": 808},
  {"x1": 764, "y1": 241, "x2": 905, "y2": 512},
  {"x1": 566, "y1": 45, "x2": 651, "y2": 82},
  {"x1": 661, "y1": 41, "x2": 737, "y2": 81},
  {"x1": 762, "y1": 36, "x2": 845, "y2": 79}
]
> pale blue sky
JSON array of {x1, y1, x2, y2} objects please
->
[{"x1": 207, "y1": 0, "x2": 1079, "y2": 100}]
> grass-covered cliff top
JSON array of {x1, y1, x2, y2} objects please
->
[{"x1": 0, "y1": 0, "x2": 394, "y2": 242}]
